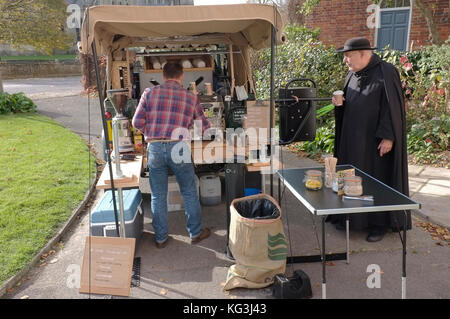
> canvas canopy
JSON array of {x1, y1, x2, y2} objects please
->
[
  {"x1": 80, "y1": 3, "x2": 285, "y2": 92},
  {"x1": 80, "y1": 4, "x2": 285, "y2": 55}
]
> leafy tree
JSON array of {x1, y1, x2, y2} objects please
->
[
  {"x1": 0, "y1": 0, "x2": 74, "y2": 92},
  {"x1": 0, "y1": 0, "x2": 73, "y2": 54}
]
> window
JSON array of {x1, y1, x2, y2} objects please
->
[{"x1": 380, "y1": 0, "x2": 411, "y2": 9}]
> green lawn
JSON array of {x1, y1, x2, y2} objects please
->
[
  {"x1": 0, "y1": 113, "x2": 96, "y2": 286},
  {"x1": 0, "y1": 55, "x2": 77, "y2": 61}
]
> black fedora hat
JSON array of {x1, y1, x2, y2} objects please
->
[{"x1": 337, "y1": 37, "x2": 377, "y2": 52}]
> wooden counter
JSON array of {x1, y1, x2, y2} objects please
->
[{"x1": 96, "y1": 155, "x2": 143, "y2": 190}]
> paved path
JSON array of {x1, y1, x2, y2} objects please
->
[{"x1": 3, "y1": 76, "x2": 84, "y2": 100}]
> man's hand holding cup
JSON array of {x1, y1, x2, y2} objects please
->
[{"x1": 333, "y1": 90, "x2": 344, "y2": 106}]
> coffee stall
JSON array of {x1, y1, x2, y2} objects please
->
[{"x1": 79, "y1": 3, "x2": 286, "y2": 241}]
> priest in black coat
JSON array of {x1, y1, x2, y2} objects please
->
[{"x1": 331, "y1": 37, "x2": 411, "y2": 242}]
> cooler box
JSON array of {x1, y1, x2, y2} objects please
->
[{"x1": 90, "y1": 188, "x2": 143, "y2": 241}]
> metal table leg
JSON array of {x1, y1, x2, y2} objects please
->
[
  {"x1": 322, "y1": 216, "x2": 326, "y2": 299},
  {"x1": 346, "y1": 214, "x2": 350, "y2": 264},
  {"x1": 402, "y1": 210, "x2": 407, "y2": 299}
]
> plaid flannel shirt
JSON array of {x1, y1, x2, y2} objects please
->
[{"x1": 132, "y1": 80, "x2": 210, "y2": 141}]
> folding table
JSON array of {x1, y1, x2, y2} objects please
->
[{"x1": 277, "y1": 165, "x2": 420, "y2": 299}]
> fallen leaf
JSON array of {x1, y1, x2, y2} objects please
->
[
  {"x1": 220, "y1": 282, "x2": 226, "y2": 287},
  {"x1": 325, "y1": 261, "x2": 335, "y2": 266},
  {"x1": 20, "y1": 295, "x2": 29, "y2": 299},
  {"x1": 49, "y1": 258, "x2": 58, "y2": 264}
]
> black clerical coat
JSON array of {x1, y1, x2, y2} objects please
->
[{"x1": 333, "y1": 54, "x2": 411, "y2": 230}]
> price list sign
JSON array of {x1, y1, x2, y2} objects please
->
[{"x1": 79, "y1": 236, "x2": 135, "y2": 297}]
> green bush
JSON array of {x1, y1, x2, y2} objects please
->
[
  {"x1": 381, "y1": 41, "x2": 449, "y2": 164},
  {"x1": 379, "y1": 42, "x2": 449, "y2": 122},
  {"x1": 290, "y1": 118, "x2": 335, "y2": 159},
  {"x1": 407, "y1": 114, "x2": 450, "y2": 163},
  {"x1": 0, "y1": 92, "x2": 37, "y2": 114},
  {"x1": 252, "y1": 24, "x2": 347, "y2": 105}
]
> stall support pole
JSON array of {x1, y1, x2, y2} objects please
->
[
  {"x1": 269, "y1": 25, "x2": 275, "y2": 197},
  {"x1": 111, "y1": 119, "x2": 126, "y2": 238},
  {"x1": 91, "y1": 40, "x2": 121, "y2": 237}
]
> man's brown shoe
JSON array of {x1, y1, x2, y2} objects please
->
[
  {"x1": 191, "y1": 228, "x2": 211, "y2": 244},
  {"x1": 155, "y1": 237, "x2": 170, "y2": 249}
]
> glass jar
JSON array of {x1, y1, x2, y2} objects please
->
[
  {"x1": 331, "y1": 173, "x2": 339, "y2": 192},
  {"x1": 343, "y1": 176, "x2": 363, "y2": 196},
  {"x1": 304, "y1": 170, "x2": 323, "y2": 190},
  {"x1": 325, "y1": 171, "x2": 334, "y2": 188}
]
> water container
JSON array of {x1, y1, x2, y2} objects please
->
[{"x1": 200, "y1": 174, "x2": 222, "y2": 206}]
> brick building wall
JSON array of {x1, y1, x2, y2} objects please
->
[
  {"x1": 304, "y1": 0, "x2": 449, "y2": 50},
  {"x1": 409, "y1": 0, "x2": 449, "y2": 48}
]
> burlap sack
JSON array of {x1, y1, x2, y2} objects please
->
[{"x1": 223, "y1": 194, "x2": 287, "y2": 291}]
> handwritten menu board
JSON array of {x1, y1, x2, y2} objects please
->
[{"x1": 79, "y1": 236, "x2": 135, "y2": 297}]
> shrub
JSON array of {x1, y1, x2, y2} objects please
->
[
  {"x1": 0, "y1": 92, "x2": 37, "y2": 114},
  {"x1": 379, "y1": 42, "x2": 450, "y2": 122},
  {"x1": 299, "y1": 118, "x2": 335, "y2": 157},
  {"x1": 407, "y1": 114, "x2": 450, "y2": 164},
  {"x1": 252, "y1": 24, "x2": 347, "y2": 106}
]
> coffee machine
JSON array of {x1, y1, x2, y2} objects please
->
[{"x1": 105, "y1": 89, "x2": 134, "y2": 154}]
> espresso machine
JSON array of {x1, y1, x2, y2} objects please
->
[{"x1": 105, "y1": 89, "x2": 134, "y2": 154}]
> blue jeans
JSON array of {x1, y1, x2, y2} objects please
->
[{"x1": 148, "y1": 141, "x2": 202, "y2": 243}]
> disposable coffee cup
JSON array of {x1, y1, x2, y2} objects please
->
[
  {"x1": 333, "y1": 90, "x2": 344, "y2": 106},
  {"x1": 205, "y1": 82, "x2": 213, "y2": 95},
  {"x1": 190, "y1": 82, "x2": 198, "y2": 95}
]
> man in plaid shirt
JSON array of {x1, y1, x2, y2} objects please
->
[{"x1": 132, "y1": 61, "x2": 211, "y2": 248}]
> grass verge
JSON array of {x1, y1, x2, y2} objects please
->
[
  {"x1": 0, "y1": 55, "x2": 77, "y2": 61},
  {"x1": 0, "y1": 113, "x2": 96, "y2": 286}
]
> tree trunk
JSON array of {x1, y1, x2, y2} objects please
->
[
  {"x1": 0, "y1": 71, "x2": 3, "y2": 93},
  {"x1": 287, "y1": 0, "x2": 305, "y2": 25},
  {"x1": 414, "y1": 0, "x2": 443, "y2": 45}
]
